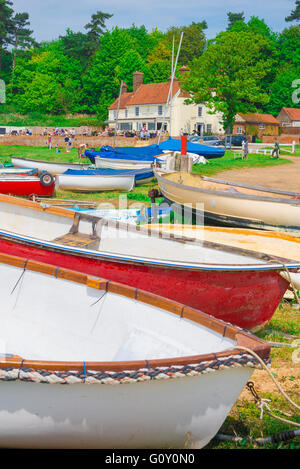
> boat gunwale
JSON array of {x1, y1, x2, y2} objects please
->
[
  {"x1": 155, "y1": 171, "x2": 300, "y2": 206},
  {"x1": 0, "y1": 252, "x2": 270, "y2": 373},
  {"x1": 0, "y1": 193, "x2": 299, "y2": 271},
  {"x1": 11, "y1": 157, "x2": 91, "y2": 168}
]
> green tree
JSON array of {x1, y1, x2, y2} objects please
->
[
  {"x1": 277, "y1": 25, "x2": 300, "y2": 65},
  {"x1": 59, "y1": 29, "x2": 90, "y2": 69},
  {"x1": 286, "y1": 1, "x2": 300, "y2": 22},
  {"x1": 8, "y1": 41, "x2": 82, "y2": 114},
  {"x1": 182, "y1": 30, "x2": 274, "y2": 133},
  {"x1": 84, "y1": 10, "x2": 113, "y2": 56},
  {"x1": 0, "y1": 0, "x2": 14, "y2": 71},
  {"x1": 227, "y1": 12, "x2": 245, "y2": 30},
  {"x1": 266, "y1": 66, "x2": 300, "y2": 114},
  {"x1": 11, "y1": 12, "x2": 36, "y2": 73},
  {"x1": 82, "y1": 27, "x2": 138, "y2": 117}
]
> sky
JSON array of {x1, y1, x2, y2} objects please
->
[{"x1": 10, "y1": 0, "x2": 297, "y2": 42}]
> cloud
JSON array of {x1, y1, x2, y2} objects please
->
[{"x1": 11, "y1": 0, "x2": 296, "y2": 42}]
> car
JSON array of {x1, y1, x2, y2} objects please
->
[
  {"x1": 188, "y1": 136, "x2": 222, "y2": 146},
  {"x1": 219, "y1": 135, "x2": 248, "y2": 147}
]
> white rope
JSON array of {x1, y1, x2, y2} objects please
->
[
  {"x1": 281, "y1": 262, "x2": 300, "y2": 305},
  {"x1": 232, "y1": 345, "x2": 300, "y2": 412}
]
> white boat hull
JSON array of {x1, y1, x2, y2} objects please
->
[
  {"x1": 95, "y1": 156, "x2": 154, "y2": 170},
  {"x1": 156, "y1": 172, "x2": 300, "y2": 235},
  {"x1": 0, "y1": 255, "x2": 268, "y2": 449},
  {"x1": 0, "y1": 368, "x2": 252, "y2": 449},
  {"x1": 11, "y1": 157, "x2": 91, "y2": 175},
  {"x1": 55, "y1": 174, "x2": 135, "y2": 192}
]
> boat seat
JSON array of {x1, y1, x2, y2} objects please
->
[{"x1": 53, "y1": 212, "x2": 107, "y2": 250}]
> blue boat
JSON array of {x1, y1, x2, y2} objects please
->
[
  {"x1": 63, "y1": 167, "x2": 154, "y2": 185},
  {"x1": 85, "y1": 138, "x2": 225, "y2": 166},
  {"x1": 158, "y1": 138, "x2": 225, "y2": 158}
]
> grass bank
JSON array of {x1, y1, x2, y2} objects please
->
[
  {"x1": 208, "y1": 301, "x2": 300, "y2": 449},
  {"x1": 0, "y1": 145, "x2": 293, "y2": 203}
]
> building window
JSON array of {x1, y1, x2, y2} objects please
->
[
  {"x1": 236, "y1": 126, "x2": 244, "y2": 134},
  {"x1": 125, "y1": 109, "x2": 128, "y2": 118},
  {"x1": 148, "y1": 122, "x2": 156, "y2": 131},
  {"x1": 158, "y1": 105, "x2": 163, "y2": 116},
  {"x1": 113, "y1": 110, "x2": 117, "y2": 120},
  {"x1": 120, "y1": 122, "x2": 132, "y2": 130},
  {"x1": 259, "y1": 123, "x2": 265, "y2": 129},
  {"x1": 198, "y1": 106, "x2": 203, "y2": 117},
  {"x1": 135, "y1": 106, "x2": 139, "y2": 117},
  {"x1": 206, "y1": 124, "x2": 212, "y2": 134}
]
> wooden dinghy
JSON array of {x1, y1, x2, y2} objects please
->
[
  {"x1": 155, "y1": 171, "x2": 300, "y2": 236},
  {"x1": 0, "y1": 252, "x2": 270, "y2": 449},
  {"x1": 0, "y1": 173, "x2": 55, "y2": 197},
  {"x1": 0, "y1": 195, "x2": 298, "y2": 329},
  {"x1": 11, "y1": 157, "x2": 91, "y2": 175}
]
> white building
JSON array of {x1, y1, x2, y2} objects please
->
[{"x1": 107, "y1": 68, "x2": 225, "y2": 136}]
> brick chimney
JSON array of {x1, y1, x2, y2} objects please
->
[
  {"x1": 121, "y1": 82, "x2": 127, "y2": 94},
  {"x1": 133, "y1": 71, "x2": 143, "y2": 93}
]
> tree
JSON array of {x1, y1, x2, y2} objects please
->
[
  {"x1": 227, "y1": 12, "x2": 245, "y2": 30},
  {"x1": 82, "y1": 27, "x2": 138, "y2": 117},
  {"x1": 182, "y1": 30, "x2": 274, "y2": 133},
  {"x1": 84, "y1": 10, "x2": 113, "y2": 56},
  {"x1": 59, "y1": 29, "x2": 90, "y2": 69},
  {"x1": 277, "y1": 26, "x2": 300, "y2": 66},
  {"x1": 11, "y1": 12, "x2": 36, "y2": 73},
  {"x1": 286, "y1": 1, "x2": 300, "y2": 22},
  {"x1": 8, "y1": 41, "x2": 82, "y2": 114},
  {"x1": 0, "y1": 0, "x2": 14, "y2": 71},
  {"x1": 266, "y1": 66, "x2": 300, "y2": 114}
]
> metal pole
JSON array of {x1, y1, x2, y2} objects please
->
[
  {"x1": 157, "y1": 32, "x2": 184, "y2": 146},
  {"x1": 113, "y1": 80, "x2": 123, "y2": 150}
]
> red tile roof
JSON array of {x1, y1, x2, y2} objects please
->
[
  {"x1": 108, "y1": 80, "x2": 188, "y2": 110},
  {"x1": 108, "y1": 92, "x2": 134, "y2": 111},
  {"x1": 237, "y1": 113, "x2": 280, "y2": 125},
  {"x1": 282, "y1": 107, "x2": 300, "y2": 122}
]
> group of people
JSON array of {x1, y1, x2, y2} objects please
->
[{"x1": 46, "y1": 133, "x2": 73, "y2": 153}]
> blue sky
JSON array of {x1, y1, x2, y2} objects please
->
[{"x1": 10, "y1": 0, "x2": 297, "y2": 42}]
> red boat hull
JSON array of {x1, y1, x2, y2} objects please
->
[
  {"x1": 0, "y1": 238, "x2": 288, "y2": 329},
  {"x1": 0, "y1": 180, "x2": 54, "y2": 197}
]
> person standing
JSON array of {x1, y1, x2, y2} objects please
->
[
  {"x1": 48, "y1": 134, "x2": 52, "y2": 150},
  {"x1": 271, "y1": 140, "x2": 280, "y2": 159},
  {"x1": 243, "y1": 139, "x2": 248, "y2": 159}
]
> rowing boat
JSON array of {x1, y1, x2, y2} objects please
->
[
  {"x1": 55, "y1": 172, "x2": 135, "y2": 192},
  {"x1": 61, "y1": 167, "x2": 154, "y2": 186},
  {"x1": 0, "y1": 173, "x2": 55, "y2": 197},
  {"x1": 145, "y1": 224, "x2": 300, "y2": 291},
  {"x1": 0, "y1": 252, "x2": 270, "y2": 449},
  {"x1": 11, "y1": 157, "x2": 91, "y2": 175},
  {"x1": 155, "y1": 171, "x2": 300, "y2": 236},
  {"x1": 0, "y1": 194, "x2": 298, "y2": 329}
]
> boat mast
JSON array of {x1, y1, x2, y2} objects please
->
[
  {"x1": 113, "y1": 80, "x2": 123, "y2": 150},
  {"x1": 169, "y1": 35, "x2": 175, "y2": 137},
  {"x1": 157, "y1": 32, "x2": 183, "y2": 146}
]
